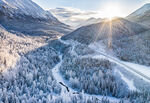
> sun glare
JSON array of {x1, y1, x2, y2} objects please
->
[{"x1": 102, "y1": 3, "x2": 122, "y2": 20}]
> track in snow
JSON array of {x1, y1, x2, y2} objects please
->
[{"x1": 92, "y1": 51, "x2": 150, "y2": 83}]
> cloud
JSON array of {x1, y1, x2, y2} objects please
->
[{"x1": 49, "y1": 7, "x2": 101, "y2": 27}]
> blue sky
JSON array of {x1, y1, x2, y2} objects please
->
[{"x1": 32, "y1": 0, "x2": 150, "y2": 17}]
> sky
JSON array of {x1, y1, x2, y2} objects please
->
[{"x1": 32, "y1": 0, "x2": 150, "y2": 17}]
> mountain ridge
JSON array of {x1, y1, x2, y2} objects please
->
[
  {"x1": 62, "y1": 17, "x2": 148, "y2": 44},
  {"x1": 127, "y1": 3, "x2": 150, "y2": 27}
]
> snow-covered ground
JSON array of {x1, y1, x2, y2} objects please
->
[
  {"x1": 0, "y1": 27, "x2": 149, "y2": 102},
  {"x1": 114, "y1": 69, "x2": 137, "y2": 91}
]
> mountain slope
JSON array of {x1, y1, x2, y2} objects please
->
[
  {"x1": 127, "y1": 3, "x2": 150, "y2": 27},
  {"x1": 62, "y1": 18, "x2": 148, "y2": 44},
  {"x1": 0, "y1": 24, "x2": 45, "y2": 71},
  {"x1": 0, "y1": 0, "x2": 71, "y2": 36}
]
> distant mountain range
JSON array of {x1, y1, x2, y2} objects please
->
[
  {"x1": 127, "y1": 3, "x2": 150, "y2": 27},
  {"x1": 49, "y1": 7, "x2": 101, "y2": 28},
  {"x1": 0, "y1": 0, "x2": 71, "y2": 37}
]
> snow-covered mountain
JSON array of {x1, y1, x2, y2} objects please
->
[
  {"x1": 62, "y1": 18, "x2": 148, "y2": 44},
  {"x1": 62, "y1": 17, "x2": 150, "y2": 66},
  {"x1": 127, "y1": 3, "x2": 150, "y2": 27},
  {"x1": 0, "y1": 0, "x2": 71, "y2": 36},
  {"x1": 0, "y1": 0, "x2": 56, "y2": 20}
]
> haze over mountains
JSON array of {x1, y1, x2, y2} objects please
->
[{"x1": 0, "y1": 0, "x2": 150, "y2": 102}]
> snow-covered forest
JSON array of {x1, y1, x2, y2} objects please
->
[{"x1": 0, "y1": 0, "x2": 150, "y2": 103}]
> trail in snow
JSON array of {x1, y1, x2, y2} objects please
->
[
  {"x1": 52, "y1": 55, "x2": 67, "y2": 93},
  {"x1": 122, "y1": 62, "x2": 150, "y2": 79},
  {"x1": 81, "y1": 52, "x2": 150, "y2": 83},
  {"x1": 52, "y1": 55, "x2": 77, "y2": 94},
  {"x1": 79, "y1": 49, "x2": 150, "y2": 83}
]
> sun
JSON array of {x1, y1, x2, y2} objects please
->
[{"x1": 102, "y1": 3, "x2": 122, "y2": 20}]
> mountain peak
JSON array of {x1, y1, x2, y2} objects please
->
[{"x1": 0, "y1": 0, "x2": 56, "y2": 20}]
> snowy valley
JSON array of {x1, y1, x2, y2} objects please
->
[{"x1": 0, "y1": 0, "x2": 150, "y2": 103}]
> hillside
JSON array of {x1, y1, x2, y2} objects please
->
[
  {"x1": 62, "y1": 18, "x2": 148, "y2": 44},
  {"x1": 0, "y1": 25, "x2": 46, "y2": 71}
]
